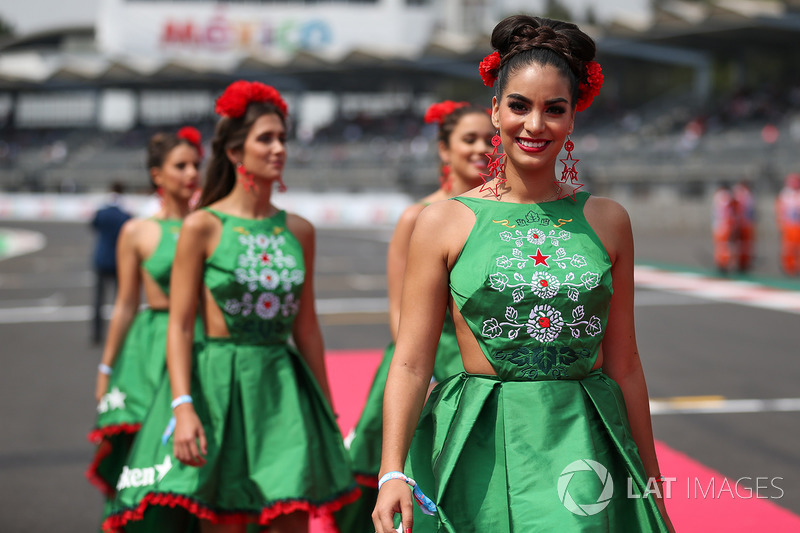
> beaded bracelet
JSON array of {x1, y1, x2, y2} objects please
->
[
  {"x1": 378, "y1": 471, "x2": 437, "y2": 515},
  {"x1": 170, "y1": 395, "x2": 193, "y2": 410},
  {"x1": 98, "y1": 363, "x2": 113, "y2": 375}
]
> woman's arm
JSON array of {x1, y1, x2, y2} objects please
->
[
  {"x1": 288, "y1": 214, "x2": 333, "y2": 406},
  {"x1": 386, "y1": 204, "x2": 426, "y2": 340},
  {"x1": 95, "y1": 219, "x2": 142, "y2": 402},
  {"x1": 594, "y1": 200, "x2": 675, "y2": 532},
  {"x1": 374, "y1": 203, "x2": 456, "y2": 533},
  {"x1": 167, "y1": 211, "x2": 211, "y2": 467}
]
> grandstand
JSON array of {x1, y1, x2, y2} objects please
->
[{"x1": 1, "y1": 0, "x2": 800, "y2": 199}]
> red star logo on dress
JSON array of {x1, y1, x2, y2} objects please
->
[{"x1": 530, "y1": 248, "x2": 550, "y2": 266}]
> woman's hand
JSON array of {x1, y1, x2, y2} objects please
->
[
  {"x1": 172, "y1": 404, "x2": 207, "y2": 467},
  {"x1": 95, "y1": 371, "x2": 110, "y2": 404},
  {"x1": 372, "y1": 479, "x2": 413, "y2": 533}
]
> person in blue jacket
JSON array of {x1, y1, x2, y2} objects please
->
[{"x1": 90, "y1": 181, "x2": 132, "y2": 344}]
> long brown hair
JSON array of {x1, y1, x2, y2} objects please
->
[{"x1": 198, "y1": 101, "x2": 286, "y2": 208}]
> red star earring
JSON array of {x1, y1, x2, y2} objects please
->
[
  {"x1": 480, "y1": 133, "x2": 507, "y2": 199},
  {"x1": 556, "y1": 137, "x2": 584, "y2": 201},
  {"x1": 236, "y1": 162, "x2": 257, "y2": 194},
  {"x1": 276, "y1": 176, "x2": 287, "y2": 193}
]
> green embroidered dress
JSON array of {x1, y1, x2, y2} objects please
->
[
  {"x1": 87, "y1": 218, "x2": 185, "y2": 497},
  {"x1": 406, "y1": 193, "x2": 669, "y2": 532},
  {"x1": 102, "y1": 209, "x2": 358, "y2": 532}
]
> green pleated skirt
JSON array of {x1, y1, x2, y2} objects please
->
[
  {"x1": 406, "y1": 371, "x2": 670, "y2": 532},
  {"x1": 87, "y1": 309, "x2": 170, "y2": 496},
  {"x1": 102, "y1": 338, "x2": 359, "y2": 532}
]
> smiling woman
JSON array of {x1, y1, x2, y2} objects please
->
[{"x1": 372, "y1": 14, "x2": 675, "y2": 533}]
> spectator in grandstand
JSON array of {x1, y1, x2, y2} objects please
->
[
  {"x1": 337, "y1": 100, "x2": 494, "y2": 532},
  {"x1": 87, "y1": 127, "x2": 203, "y2": 516},
  {"x1": 712, "y1": 181, "x2": 739, "y2": 274},
  {"x1": 103, "y1": 81, "x2": 357, "y2": 533},
  {"x1": 733, "y1": 179, "x2": 756, "y2": 272},
  {"x1": 776, "y1": 172, "x2": 800, "y2": 276},
  {"x1": 89, "y1": 181, "x2": 131, "y2": 344},
  {"x1": 373, "y1": 15, "x2": 673, "y2": 533}
]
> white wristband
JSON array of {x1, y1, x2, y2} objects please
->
[
  {"x1": 98, "y1": 363, "x2": 113, "y2": 375},
  {"x1": 171, "y1": 395, "x2": 193, "y2": 410}
]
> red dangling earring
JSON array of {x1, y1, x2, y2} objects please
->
[
  {"x1": 479, "y1": 133, "x2": 507, "y2": 199},
  {"x1": 440, "y1": 164, "x2": 452, "y2": 193},
  {"x1": 236, "y1": 162, "x2": 257, "y2": 194},
  {"x1": 156, "y1": 186, "x2": 164, "y2": 208},
  {"x1": 277, "y1": 176, "x2": 287, "y2": 193},
  {"x1": 556, "y1": 136, "x2": 584, "y2": 201}
]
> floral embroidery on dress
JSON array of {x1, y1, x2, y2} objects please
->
[
  {"x1": 224, "y1": 228, "x2": 304, "y2": 321},
  {"x1": 481, "y1": 219, "x2": 605, "y2": 360},
  {"x1": 493, "y1": 345, "x2": 592, "y2": 379}
]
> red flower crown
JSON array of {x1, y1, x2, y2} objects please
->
[
  {"x1": 478, "y1": 52, "x2": 603, "y2": 112},
  {"x1": 424, "y1": 100, "x2": 469, "y2": 124},
  {"x1": 214, "y1": 81, "x2": 288, "y2": 119},
  {"x1": 176, "y1": 126, "x2": 203, "y2": 158}
]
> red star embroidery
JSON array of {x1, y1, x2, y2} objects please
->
[{"x1": 530, "y1": 248, "x2": 550, "y2": 266}]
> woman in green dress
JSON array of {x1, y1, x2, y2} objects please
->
[
  {"x1": 373, "y1": 15, "x2": 675, "y2": 533},
  {"x1": 102, "y1": 81, "x2": 358, "y2": 533},
  {"x1": 87, "y1": 127, "x2": 203, "y2": 499},
  {"x1": 337, "y1": 101, "x2": 494, "y2": 531}
]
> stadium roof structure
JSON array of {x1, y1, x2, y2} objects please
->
[{"x1": 0, "y1": 0, "x2": 798, "y2": 96}]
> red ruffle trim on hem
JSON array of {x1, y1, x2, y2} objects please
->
[
  {"x1": 87, "y1": 423, "x2": 142, "y2": 444},
  {"x1": 102, "y1": 486, "x2": 361, "y2": 533},
  {"x1": 354, "y1": 473, "x2": 379, "y2": 489},
  {"x1": 85, "y1": 439, "x2": 115, "y2": 498}
]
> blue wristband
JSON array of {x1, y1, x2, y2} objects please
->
[{"x1": 170, "y1": 395, "x2": 193, "y2": 410}]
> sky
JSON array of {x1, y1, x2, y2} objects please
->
[{"x1": 1, "y1": 0, "x2": 650, "y2": 36}]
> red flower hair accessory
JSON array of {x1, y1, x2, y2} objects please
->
[
  {"x1": 424, "y1": 101, "x2": 469, "y2": 124},
  {"x1": 214, "y1": 81, "x2": 288, "y2": 119},
  {"x1": 479, "y1": 51, "x2": 501, "y2": 87},
  {"x1": 177, "y1": 126, "x2": 203, "y2": 158},
  {"x1": 575, "y1": 61, "x2": 604, "y2": 113}
]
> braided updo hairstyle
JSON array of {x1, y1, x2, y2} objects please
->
[{"x1": 491, "y1": 15, "x2": 596, "y2": 107}]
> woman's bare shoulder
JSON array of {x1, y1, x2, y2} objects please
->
[{"x1": 584, "y1": 195, "x2": 631, "y2": 231}]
